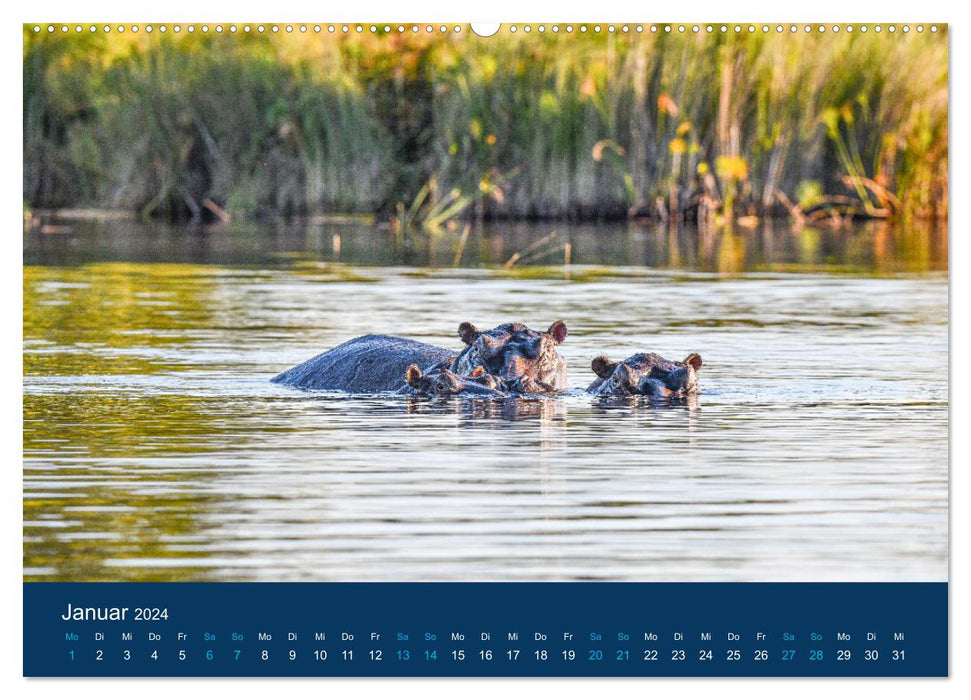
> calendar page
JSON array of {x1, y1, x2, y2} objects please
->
[{"x1": 21, "y1": 16, "x2": 948, "y2": 678}]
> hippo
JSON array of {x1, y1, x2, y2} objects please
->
[
  {"x1": 271, "y1": 334, "x2": 455, "y2": 393},
  {"x1": 587, "y1": 352, "x2": 703, "y2": 397},
  {"x1": 452, "y1": 321, "x2": 569, "y2": 393},
  {"x1": 398, "y1": 364, "x2": 508, "y2": 398},
  {"x1": 272, "y1": 321, "x2": 570, "y2": 395}
]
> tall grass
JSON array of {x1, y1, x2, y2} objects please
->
[{"x1": 23, "y1": 26, "x2": 948, "y2": 222}]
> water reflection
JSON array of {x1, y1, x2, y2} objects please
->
[
  {"x1": 23, "y1": 232, "x2": 948, "y2": 583},
  {"x1": 24, "y1": 216, "x2": 948, "y2": 274},
  {"x1": 592, "y1": 394, "x2": 700, "y2": 413},
  {"x1": 402, "y1": 395, "x2": 570, "y2": 423}
]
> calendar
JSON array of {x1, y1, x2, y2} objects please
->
[
  {"x1": 23, "y1": 19, "x2": 949, "y2": 680},
  {"x1": 24, "y1": 584, "x2": 947, "y2": 676}
]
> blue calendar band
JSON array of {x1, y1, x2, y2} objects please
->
[{"x1": 24, "y1": 582, "x2": 947, "y2": 677}]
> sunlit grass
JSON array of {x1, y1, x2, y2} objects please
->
[{"x1": 24, "y1": 27, "x2": 948, "y2": 222}]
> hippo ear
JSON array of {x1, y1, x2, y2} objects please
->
[
  {"x1": 470, "y1": 366, "x2": 486, "y2": 378},
  {"x1": 458, "y1": 322, "x2": 479, "y2": 345},
  {"x1": 684, "y1": 353, "x2": 703, "y2": 371},
  {"x1": 547, "y1": 320, "x2": 568, "y2": 344},
  {"x1": 406, "y1": 364, "x2": 423, "y2": 388},
  {"x1": 591, "y1": 355, "x2": 616, "y2": 379}
]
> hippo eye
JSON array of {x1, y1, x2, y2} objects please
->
[
  {"x1": 483, "y1": 355, "x2": 505, "y2": 373},
  {"x1": 435, "y1": 382, "x2": 449, "y2": 393},
  {"x1": 520, "y1": 338, "x2": 542, "y2": 359}
]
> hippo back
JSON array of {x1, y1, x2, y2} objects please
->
[{"x1": 271, "y1": 334, "x2": 454, "y2": 392}]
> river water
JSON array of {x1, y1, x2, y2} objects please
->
[{"x1": 23, "y1": 218, "x2": 948, "y2": 582}]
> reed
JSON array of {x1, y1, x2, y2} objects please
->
[{"x1": 23, "y1": 26, "x2": 948, "y2": 223}]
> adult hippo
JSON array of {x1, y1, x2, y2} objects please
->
[
  {"x1": 271, "y1": 320, "x2": 569, "y2": 394},
  {"x1": 271, "y1": 334, "x2": 455, "y2": 393},
  {"x1": 452, "y1": 321, "x2": 569, "y2": 393},
  {"x1": 587, "y1": 352, "x2": 703, "y2": 397}
]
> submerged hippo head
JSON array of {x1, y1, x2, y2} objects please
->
[
  {"x1": 404, "y1": 364, "x2": 506, "y2": 397},
  {"x1": 451, "y1": 321, "x2": 569, "y2": 393},
  {"x1": 588, "y1": 352, "x2": 703, "y2": 397}
]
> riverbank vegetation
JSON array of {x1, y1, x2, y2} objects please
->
[{"x1": 24, "y1": 25, "x2": 948, "y2": 226}]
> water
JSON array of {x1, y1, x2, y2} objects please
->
[{"x1": 23, "y1": 219, "x2": 948, "y2": 582}]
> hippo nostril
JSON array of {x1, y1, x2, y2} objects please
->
[
  {"x1": 501, "y1": 353, "x2": 528, "y2": 379},
  {"x1": 639, "y1": 377, "x2": 672, "y2": 397}
]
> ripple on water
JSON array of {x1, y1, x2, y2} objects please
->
[{"x1": 23, "y1": 264, "x2": 947, "y2": 582}]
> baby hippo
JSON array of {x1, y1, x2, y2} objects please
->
[
  {"x1": 587, "y1": 352, "x2": 703, "y2": 397},
  {"x1": 400, "y1": 364, "x2": 507, "y2": 398}
]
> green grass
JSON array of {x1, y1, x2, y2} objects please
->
[{"x1": 23, "y1": 26, "x2": 948, "y2": 223}]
